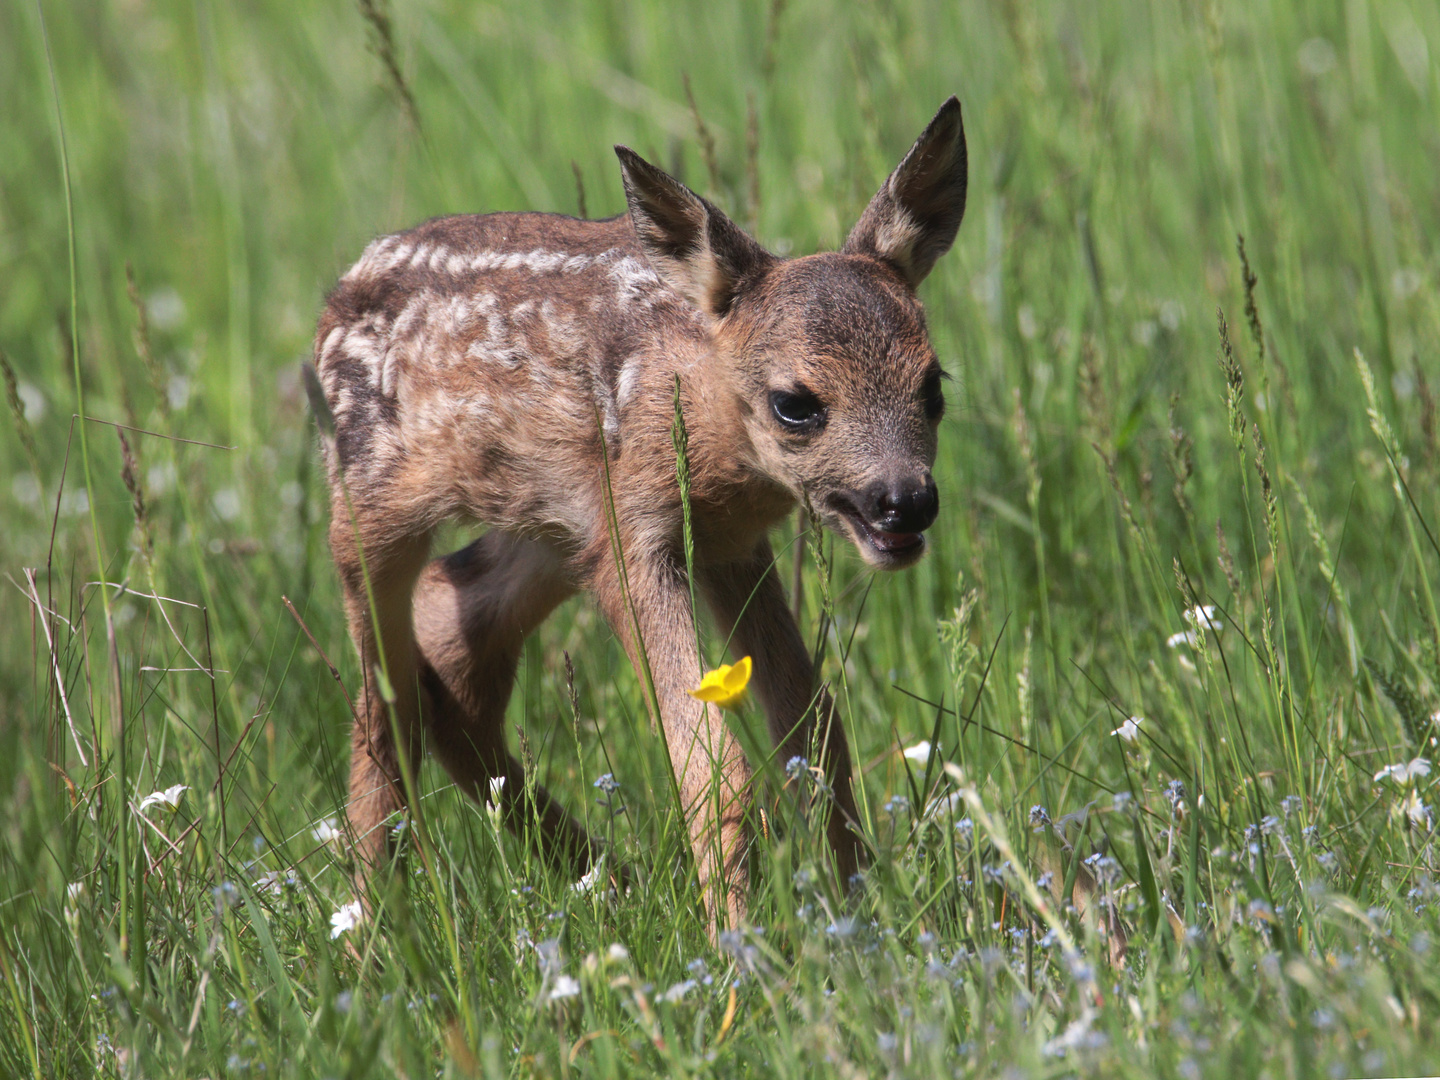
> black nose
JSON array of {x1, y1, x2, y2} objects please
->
[{"x1": 862, "y1": 474, "x2": 938, "y2": 534}]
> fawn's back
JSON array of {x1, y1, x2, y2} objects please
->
[{"x1": 315, "y1": 211, "x2": 711, "y2": 550}]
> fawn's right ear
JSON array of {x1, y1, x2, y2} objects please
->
[
  {"x1": 615, "y1": 146, "x2": 775, "y2": 317},
  {"x1": 842, "y1": 96, "x2": 968, "y2": 288}
]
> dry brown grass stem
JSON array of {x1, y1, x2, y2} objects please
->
[{"x1": 682, "y1": 73, "x2": 722, "y2": 195}]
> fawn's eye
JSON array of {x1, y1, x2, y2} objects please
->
[
  {"x1": 769, "y1": 387, "x2": 827, "y2": 433},
  {"x1": 921, "y1": 368, "x2": 945, "y2": 421}
]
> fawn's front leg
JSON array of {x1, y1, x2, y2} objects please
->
[
  {"x1": 593, "y1": 552, "x2": 752, "y2": 930},
  {"x1": 701, "y1": 542, "x2": 864, "y2": 887}
]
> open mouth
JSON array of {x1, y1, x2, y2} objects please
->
[
  {"x1": 855, "y1": 519, "x2": 925, "y2": 556},
  {"x1": 831, "y1": 499, "x2": 928, "y2": 565}
]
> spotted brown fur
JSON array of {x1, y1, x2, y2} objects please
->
[{"x1": 312, "y1": 97, "x2": 968, "y2": 931}]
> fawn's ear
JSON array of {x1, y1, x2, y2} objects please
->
[
  {"x1": 615, "y1": 146, "x2": 775, "y2": 317},
  {"x1": 842, "y1": 97, "x2": 968, "y2": 288}
]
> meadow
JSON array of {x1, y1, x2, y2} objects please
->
[{"x1": 3, "y1": 0, "x2": 1440, "y2": 1075}]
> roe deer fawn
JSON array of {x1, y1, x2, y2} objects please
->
[{"x1": 311, "y1": 97, "x2": 967, "y2": 929}]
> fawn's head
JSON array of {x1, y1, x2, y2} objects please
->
[{"x1": 616, "y1": 98, "x2": 968, "y2": 569}]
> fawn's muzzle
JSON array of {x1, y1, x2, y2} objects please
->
[
  {"x1": 831, "y1": 473, "x2": 939, "y2": 567},
  {"x1": 862, "y1": 474, "x2": 939, "y2": 535}
]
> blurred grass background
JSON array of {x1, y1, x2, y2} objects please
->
[{"x1": 3, "y1": 0, "x2": 1440, "y2": 1076}]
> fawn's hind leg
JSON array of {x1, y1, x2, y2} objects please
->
[
  {"x1": 412, "y1": 532, "x2": 596, "y2": 871},
  {"x1": 330, "y1": 509, "x2": 433, "y2": 877}
]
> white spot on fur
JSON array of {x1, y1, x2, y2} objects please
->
[
  {"x1": 342, "y1": 235, "x2": 406, "y2": 282},
  {"x1": 405, "y1": 389, "x2": 491, "y2": 439},
  {"x1": 427, "y1": 246, "x2": 453, "y2": 273},
  {"x1": 342, "y1": 325, "x2": 387, "y2": 388},
  {"x1": 582, "y1": 337, "x2": 623, "y2": 446},
  {"x1": 391, "y1": 290, "x2": 429, "y2": 342},
  {"x1": 344, "y1": 242, "x2": 668, "y2": 288},
  {"x1": 378, "y1": 291, "x2": 440, "y2": 395},
  {"x1": 379, "y1": 241, "x2": 415, "y2": 276},
  {"x1": 462, "y1": 248, "x2": 588, "y2": 277},
  {"x1": 318, "y1": 325, "x2": 345, "y2": 367},
  {"x1": 615, "y1": 355, "x2": 643, "y2": 408},
  {"x1": 607, "y1": 256, "x2": 663, "y2": 305},
  {"x1": 465, "y1": 250, "x2": 500, "y2": 275},
  {"x1": 463, "y1": 294, "x2": 525, "y2": 369},
  {"x1": 435, "y1": 293, "x2": 482, "y2": 342}
]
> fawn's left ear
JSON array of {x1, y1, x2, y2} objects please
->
[
  {"x1": 615, "y1": 146, "x2": 775, "y2": 317},
  {"x1": 843, "y1": 97, "x2": 968, "y2": 288}
]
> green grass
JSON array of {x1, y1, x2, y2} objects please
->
[{"x1": 3, "y1": 0, "x2": 1440, "y2": 1075}]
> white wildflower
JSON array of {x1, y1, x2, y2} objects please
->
[
  {"x1": 1043, "y1": 1006, "x2": 1104, "y2": 1057},
  {"x1": 548, "y1": 975, "x2": 580, "y2": 1001},
  {"x1": 1111, "y1": 716, "x2": 1143, "y2": 743},
  {"x1": 12, "y1": 474, "x2": 40, "y2": 507},
  {"x1": 571, "y1": 856, "x2": 607, "y2": 895},
  {"x1": 254, "y1": 870, "x2": 284, "y2": 897},
  {"x1": 1168, "y1": 606, "x2": 1221, "y2": 650},
  {"x1": 64, "y1": 881, "x2": 84, "y2": 931},
  {"x1": 146, "y1": 461, "x2": 177, "y2": 495},
  {"x1": 1374, "y1": 758, "x2": 1431, "y2": 785},
  {"x1": 16, "y1": 382, "x2": 46, "y2": 421},
  {"x1": 330, "y1": 900, "x2": 362, "y2": 939},
  {"x1": 661, "y1": 979, "x2": 697, "y2": 1003},
  {"x1": 212, "y1": 487, "x2": 242, "y2": 522},
  {"x1": 923, "y1": 790, "x2": 966, "y2": 822},
  {"x1": 1298, "y1": 37, "x2": 1337, "y2": 77},
  {"x1": 312, "y1": 817, "x2": 343, "y2": 846},
  {"x1": 486, "y1": 775, "x2": 507, "y2": 816},
  {"x1": 1185, "y1": 605, "x2": 1221, "y2": 631},
  {"x1": 167, "y1": 374, "x2": 190, "y2": 411},
  {"x1": 137, "y1": 783, "x2": 189, "y2": 816},
  {"x1": 146, "y1": 286, "x2": 186, "y2": 330},
  {"x1": 606, "y1": 943, "x2": 630, "y2": 964},
  {"x1": 1402, "y1": 791, "x2": 1432, "y2": 830},
  {"x1": 902, "y1": 740, "x2": 936, "y2": 763}
]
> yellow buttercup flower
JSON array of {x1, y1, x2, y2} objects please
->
[{"x1": 687, "y1": 656, "x2": 752, "y2": 711}]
